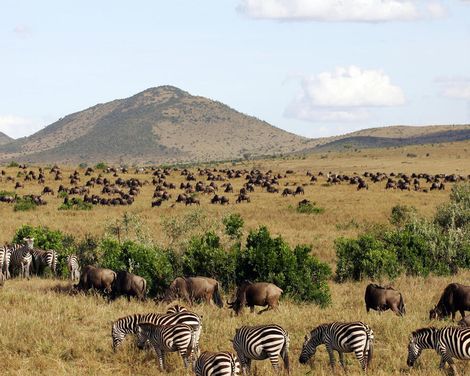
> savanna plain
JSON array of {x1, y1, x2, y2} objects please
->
[{"x1": 1, "y1": 141, "x2": 470, "y2": 376}]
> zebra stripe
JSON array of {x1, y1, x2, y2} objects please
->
[
  {"x1": 407, "y1": 326, "x2": 470, "y2": 374},
  {"x1": 111, "y1": 311, "x2": 202, "y2": 353},
  {"x1": 195, "y1": 351, "x2": 241, "y2": 376},
  {"x1": 232, "y1": 324, "x2": 290, "y2": 375},
  {"x1": 136, "y1": 323, "x2": 195, "y2": 371},
  {"x1": 166, "y1": 304, "x2": 188, "y2": 314},
  {"x1": 9, "y1": 243, "x2": 32, "y2": 279},
  {"x1": 30, "y1": 248, "x2": 58, "y2": 275},
  {"x1": 67, "y1": 254, "x2": 80, "y2": 280},
  {"x1": 299, "y1": 321, "x2": 374, "y2": 372},
  {"x1": 0, "y1": 246, "x2": 6, "y2": 280}
]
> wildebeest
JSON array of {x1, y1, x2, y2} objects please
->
[
  {"x1": 74, "y1": 265, "x2": 116, "y2": 296},
  {"x1": 429, "y1": 283, "x2": 470, "y2": 320},
  {"x1": 364, "y1": 284, "x2": 405, "y2": 316},
  {"x1": 227, "y1": 281, "x2": 283, "y2": 315},
  {"x1": 111, "y1": 271, "x2": 147, "y2": 301},
  {"x1": 164, "y1": 277, "x2": 223, "y2": 307}
]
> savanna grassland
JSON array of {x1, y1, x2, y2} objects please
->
[{"x1": 1, "y1": 140, "x2": 470, "y2": 376}]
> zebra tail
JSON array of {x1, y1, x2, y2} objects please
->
[
  {"x1": 213, "y1": 283, "x2": 224, "y2": 308},
  {"x1": 187, "y1": 328, "x2": 196, "y2": 365},
  {"x1": 398, "y1": 293, "x2": 406, "y2": 316}
]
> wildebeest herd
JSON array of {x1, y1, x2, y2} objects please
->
[
  {"x1": 3, "y1": 239, "x2": 470, "y2": 375},
  {"x1": 0, "y1": 164, "x2": 467, "y2": 210}
]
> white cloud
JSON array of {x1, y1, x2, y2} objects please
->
[
  {"x1": 285, "y1": 66, "x2": 405, "y2": 122},
  {"x1": 13, "y1": 25, "x2": 32, "y2": 38},
  {"x1": 436, "y1": 77, "x2": 470, "y2": 101},
  {"x1": 238, "y1": 0, "x2": 445, "y2": 22},
  {"x1": 0, "y1": 115, "x2": 42, "y2": 139}
]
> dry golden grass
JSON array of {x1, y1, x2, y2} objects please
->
[
  {"x1": 2, "y1": 274, "x2": 470, "y2": 376},
  {"x1": 1, "y1": 140, "x2": 469, "y2": 375}
]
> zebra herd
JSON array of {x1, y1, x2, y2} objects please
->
[
  {"x1": 0, "y1": 238, "x2": 80, "y2": 282},
  {"x1": 111, "y1": 304, "x2": 470, "y2": 375},
  {"x1": 112, "y1": 304, "x2": 376, "y2": 375}
]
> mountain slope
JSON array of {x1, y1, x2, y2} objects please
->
[
  {"x1": 0, "y1": 132, "x2": 13, "y2": 145},
  {"x1": 0, "y1": 86, "x2": 311, "y2": 164}
]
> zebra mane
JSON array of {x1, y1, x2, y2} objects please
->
[{"x1": 411, "y1": 327, "x2": 437, "y2": 337}]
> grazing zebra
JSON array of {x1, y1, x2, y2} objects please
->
[
  {"x1": 0, "y1": 245, "x2": 8, "y2": 280},
  {"x1": 9, "y1": 240, "x2": 33, "y2": 279},
  {"x1": 136, "y1": 323, "x2": 195, "y2": 371},
  {"x1": 232, "y1": 324, "x2": 290, "y2": 375},
  {"x1": 407, "y1": 326, "x2": 470, "y2": 376},
  {"x1": 67, "y1": 254, "x2": 80, "y2": 280},
  {"x1": 111, "y1": 311, "x2": 202, "y2": 353},
  {"x1": 30, "y1": 248, "x2": 57, "y2": 276},
  {"x1": 299, "y1": 322, "x2": 374, "y2": 372},
  {"x1": 195, "y1": 351, "x2": 241, "y2": 376},
  {"x1": 166, "y1": 304, "x2": 188, "y2": 314}
]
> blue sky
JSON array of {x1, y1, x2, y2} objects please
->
[{"x1": 1, "y1": 0, "x2": 469, "y2": 139}]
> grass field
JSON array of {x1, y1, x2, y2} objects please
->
[{"x1": 1, "y1": 140, "x2": 470, "y2": 375}]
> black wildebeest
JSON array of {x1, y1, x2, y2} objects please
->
[
  {"x1": 74, "y1": 265, "x2": 116, "y2": 296},
  {"x1": 164, "y1": 276, "x2": 223, "y2": 307},
  {"x1": 364, "y1": 283, "x2": 405, "y2": 316},
  {"x1": 111, "y1": 271, "x2": 147, "y2": 301},
  {"x1": 227, "y1": 281, "x2": 283, "y2": 315},
  {"x1": 429, "y1": 283, "x2": 470, "y2": 320}
]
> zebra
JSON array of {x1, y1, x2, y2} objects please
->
[
  {"x1": 67, "y1": 254, "x2": 80, "y2": 280},
  {"x1": 195, "y1": 351, "x2": 241, "y2": 376},
  {"x1": 9, "y1": 240, "x2": 33, "y2": 279},
  {"x1": 166, "y1": 304, "x2": 188, "y2": 314},
  {"x1": 0, "y1": 245, "x2": 8, "y2": 280},
  {"x1": 299, "y1": 321, "x2": 374, "y2": 372},
  {"x1": 111, "y1": 311, "x2": 202, "y2": 354},
  {"x1": 30, "y1": 248, "x2": 57, "y2": 276},
  {"x1": 407, "y1": 326, "x2": 470, "y2": 376},
  {"x1": 136, "y1": 323, "x2": 195, "y2": 371},
  {"x1": 232, "y1": 324, "x2": 290, "y2": 375}
]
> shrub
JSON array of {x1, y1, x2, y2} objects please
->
[
  {"x1": 12, "y1": 225, "x2": 75, "y2": 278},
  {"x1": 95, "y1": 162, "x2": 107, "y2": 170},
  {"x1": 99, "y1": 238, "x2": 176, "y2": 296},
  {"x1": 235, "y1": 226, "x2": 331, "y2": 306},
  {"x1": 435, "y1": 183, "x2": 470, "y2": 230},
  {"x1": 222, "y1": 213, "x2": 244, "y2": 240},
  {"x1": 296, "y1": 201, "x2": 324, "y2": 215},
  {"x1": 182, "y1": 232, "x2": 236, "y2": 288},
  {"x1": 14, "y1": 196, "x2": 37, "y2": 212},
  {"x1": 7, "y1": 161, "x2": 19, "y2": 168},
  {"x1": 390, "y1": 205, "x2": 417, "y2": 227},
  {"x1": 59, "y1": 198, "x2": 93, "y2": 211},
  {"x1": 335, "y1": 234, "x2": 401, "y2": 282}
]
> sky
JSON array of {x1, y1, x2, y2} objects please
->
[{"x1": 1, "y1": 0, "x2": 470, "y2": 139}]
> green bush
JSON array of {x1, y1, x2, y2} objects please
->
[
  {"x1": 296, "y1": 201, "x2": 324, "y2": 215},
  {"x1": 95, "y1": 162, "x2": 107, "y2": 170},
  {"x1": 235, "y1": 226, "x2": 331, "y2": 306},
  {"x1": 435, "y1": 183, "x2": 470, "y2": 230},
  {"x1": 390, "y1": 205, "x2": 417, "y2": 227},
  {"x1": 12, "y1": 225, "x2": 75, "y2": 278},
  {"x1": 335, "y1": 234, "x2": 401, "y2": 282},
  {"x1": 222, "y1": 213, "x2": 244, "y2": 240},
  {"x1": 13, "y1": 196, "x2": 37, "y2": 212},
  {"x1": 99, "y1": 238, "x2": 176, "y2": 295},
  {"x1": 59, "y1": 198, "x2": 93, "y2": 211},
  {"x1": 182, "y1": 232, "x2": 236, "y2": 288},
  {"x1": 7, "y1": 161, "x2": 19, "y2": 168}
]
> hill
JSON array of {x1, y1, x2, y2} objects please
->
[
  {"x1": 0, "y1": 85, "x2": 469, "y2": 164},
  {"x1": 0, "y1": 131, "x2": 13, "y2": 145},
  {"x1": 0, "y1": 86, "x2": 311, "y2": 164}
]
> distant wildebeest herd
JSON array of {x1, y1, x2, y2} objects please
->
[
  {"x1": 0, "y1": 164, "x2": 467, "y2": 210},
  {"x1": 3, "y1": 239, "x2": 470, "y2": 375}
]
